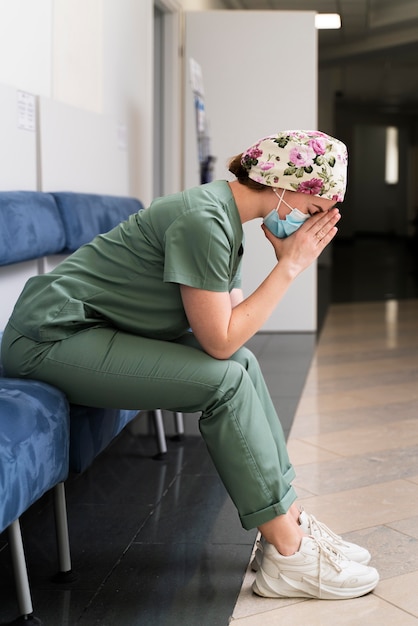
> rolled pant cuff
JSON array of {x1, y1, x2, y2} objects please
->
[{"x1": 239, "y1": 485, "x2": 298, "y2": 531}]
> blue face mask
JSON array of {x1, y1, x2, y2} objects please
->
[{"x1": 263, "y1": 189, "x2": 310, "y2": 238}]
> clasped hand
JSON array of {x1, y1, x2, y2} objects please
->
[{"x1": 261, "y1": 208, "x2": 341, "y2": 274}]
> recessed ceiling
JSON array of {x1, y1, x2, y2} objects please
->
[{"x1": 221, "y1": 0, "x2": 418, "y2": 110}]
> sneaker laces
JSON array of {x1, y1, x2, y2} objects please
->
[
  {"x1": 301, "y1": 508, "x2": 347, "y2": 547},
  {"x1": 310, "y1": 535, "x2": 346, "y2": 598}
]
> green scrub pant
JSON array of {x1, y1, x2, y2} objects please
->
[{"x1": 1, "y1": 324, "x2": 297, "y2": 530}]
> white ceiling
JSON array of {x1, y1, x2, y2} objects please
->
[{"x1": 221, "y1": 0, "x2": 418, "y2": 111}]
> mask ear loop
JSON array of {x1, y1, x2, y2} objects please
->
[
  {"x1": 272, "y1": 188, "x2": 310, "y2": 221},
  {"x1": 272, "y1": 188, "x2": 285, "y2": 213}
]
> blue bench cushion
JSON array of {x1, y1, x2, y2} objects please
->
[
  {"x1": 69, "y1": 405, "x2": 139, "y2": 473},
  {"x1": 0, "y1": 378, "x2": 70, "y2": 532},
  {"x1": 52, "y1": 192, "x2": 143, "y2": 252},
  {"x1": 0, "y1": 192, "x2": 66, "y2": 266},
  {"x1": 0, "y1": 333, "x2": 140, "y2": 477}
]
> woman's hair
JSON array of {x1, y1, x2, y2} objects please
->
[{"x1": 228, "y1": 154, "x2": 267, "y2": 192}]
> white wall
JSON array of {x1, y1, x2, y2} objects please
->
[
  {"x1": 52, "y1": 0, "x2": 103, "y2": 113},
  {"x1": 52, "y1": 0, "x2": 155, "y2": 203},
  {"x1": 0, "y1": 0, "x2": 52, "y2": 97},
  {"x1": 39, "y1": 97, "x2": 129, "y2": 195},
  {"x1": 0, "y1": 81, "x2": 39, "y2": 328},
  {"x1": 0, "y1": 84, "x2": 38, "y2": 191},
  {"x1": 0, "y1": 0, "x2": 162, "y2": 203},
  {"x1": 184, "y1": 10, "x2": 318, "y2": 331}
]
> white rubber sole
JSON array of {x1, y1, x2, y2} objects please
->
[{"x1": 253, "y1": 567, "x2": 379, "y2": 600}]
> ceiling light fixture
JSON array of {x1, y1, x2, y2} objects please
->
[{"x1": 315, "y1": 13, "x2": 341, "y2": 29}]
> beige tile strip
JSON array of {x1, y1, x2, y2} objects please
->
[{"x1": 231, "y1": 299, "x2": 418, "y2": 625}]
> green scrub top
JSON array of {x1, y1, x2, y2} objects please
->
[{"x1": 8, "y1": 180, "x2": 244, "y2": 342}]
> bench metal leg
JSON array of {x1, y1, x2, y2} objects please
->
[
  {"x1": 8, "y1": 518, "x2": 34, "y2": 619},
  {"x1": 153, "y1": 408, "x2": 167, "y2": 455},
  {"x1": 174, "y1": 411, "x2": 184, "y2": 437},
  {"x1": 151, "y1": 410, "x2": 184, "y2": 456},
  {"x1": 53, "y1": 482, "x2": 72, "y2": 574},
  {"x1": 51, "y1": 482, "x2": 79, "y2": 584}
]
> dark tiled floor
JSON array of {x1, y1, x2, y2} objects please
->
[
  {"x1": 0, "y1": 333, "x2": 315, "y2": 626},
  {"x1": 331, "y1": 235, "x2": 418, "y2": 303}
]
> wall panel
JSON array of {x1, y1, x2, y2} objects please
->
[
  {"x1": 39, "y1": 97, "x2": 128, "y2": 196},
  {"x1": 184, "y1": 10, "x2": 318, "y2": 331}
]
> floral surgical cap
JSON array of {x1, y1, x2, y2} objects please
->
[{"x1": 241, "y1": 130, "x2": 348, "y2": 202}]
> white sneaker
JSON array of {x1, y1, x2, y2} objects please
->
[
  {"x1": 251, "y1": 509, "x2": 371, "y2": 571},
  {"x1": 252, "y1": 536, "x2": 379, "y2": 600}
]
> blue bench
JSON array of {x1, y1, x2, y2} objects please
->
[{"x1": 0, "y1": 190, "x2": 184, "y2": 622}]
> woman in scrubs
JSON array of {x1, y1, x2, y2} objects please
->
[{"x1": 2, "y1": 130, "x2": 379, "y2": 600}]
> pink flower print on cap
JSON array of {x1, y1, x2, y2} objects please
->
[{"x1": 240, "y1": 130, "x2": 348, "y2": 201}]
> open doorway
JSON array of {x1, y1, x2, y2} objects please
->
[{"x1": 332, "y1": 110, "x2": 418, "y2": 303}]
